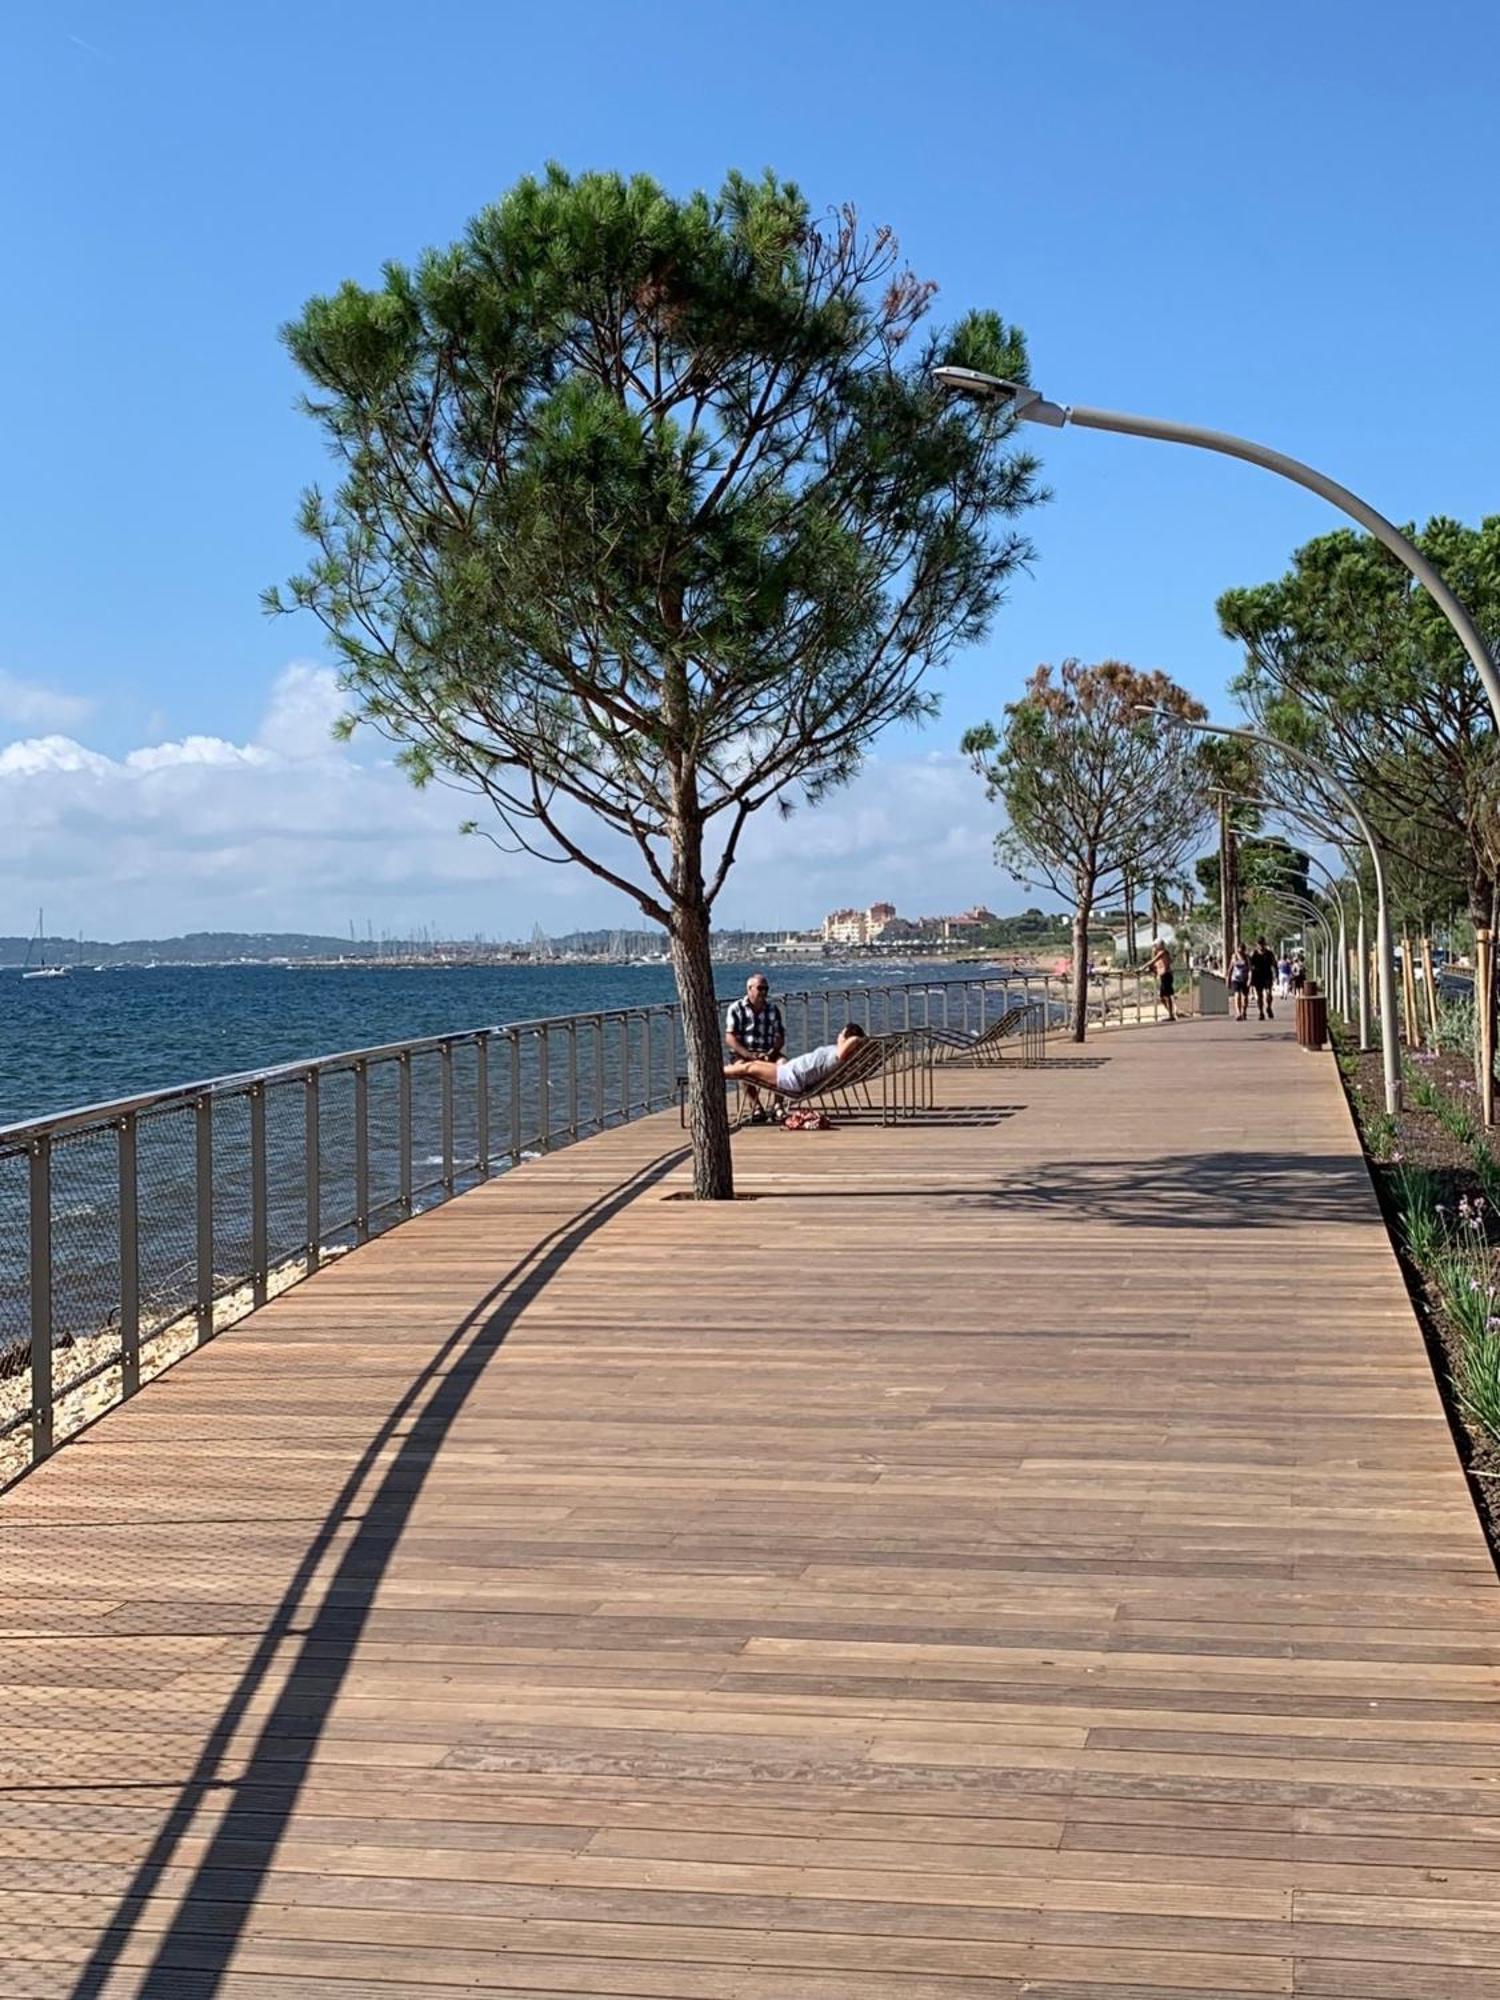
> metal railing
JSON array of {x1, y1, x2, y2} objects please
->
[{"x1": 0, "y1": 963, "x2": 1178, "y2": 1485}]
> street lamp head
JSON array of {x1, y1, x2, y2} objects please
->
[{"x1": 930, "y1": 367, "x2": 1070, "y2": 428}]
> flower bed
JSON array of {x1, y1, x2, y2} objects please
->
[{"x1": 1336, "y1": 1034, "x2": 1500, "y2": 1555}]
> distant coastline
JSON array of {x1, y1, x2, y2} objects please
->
[{"x1": 0, "y1": 926, "x2": 1068, "y2": 974}]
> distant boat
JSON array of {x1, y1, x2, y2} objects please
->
[{"x1": 21, "y1": 909, "x2": 69, "y2": 980}]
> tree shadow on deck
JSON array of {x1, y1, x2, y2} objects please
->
[
  {"x1": 63, "y1": 1143, "x2": 689, "y2": 2000},
  {"x1": 838, "y1": 1103, "x2": 1025, "y2": 1128},
  {"x1": 749, "y1": 1151, "x2": 1374, "y2": 1229},
  {"x1": 966, "y1": 1150, "x2": 1375, "y2": 1228}
]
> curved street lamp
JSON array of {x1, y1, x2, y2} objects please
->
[
  {"x1": 1262, "y1": 889, "x2": 1337, "y2": 997},
  {"x1": 1229, "y1": 793, "x2": 1371, "y2": 1052},
  {"x1": 1303, "y1": 858, "x2": 1351, "y2": 1021},
  {"x1": 930, "y1": 368, "x2": 1500, "y2": 730},
  {"x1": 1135, "y1": 710, "x2": 1401, "y2": 1115}
]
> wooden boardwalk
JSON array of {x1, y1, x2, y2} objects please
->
[{"x1": 2, "y1": 1016, "x2": 1498, "y2": 1998}]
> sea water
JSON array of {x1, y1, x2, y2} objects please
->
[{"x1": 0, "y1": 958, "x2": 1008, "y2": 1128}]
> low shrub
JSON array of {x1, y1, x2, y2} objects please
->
[{"x1": 1439, "y1": 994, "x2": 1477, "y2": 1056}]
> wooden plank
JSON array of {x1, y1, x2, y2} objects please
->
[{"x1": 1, "y1": 1019, "x2": 1496, "y2": 1992}]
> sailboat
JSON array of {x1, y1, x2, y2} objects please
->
[{"x1": 21, "y1": 909, "x2": 69, "y2": 980}]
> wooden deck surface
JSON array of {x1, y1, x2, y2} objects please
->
[{"x1": 2, "y1": 1016, "x2": 1498, "y2": 1998}]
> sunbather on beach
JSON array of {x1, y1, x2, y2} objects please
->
[{"x1": 724, "y1": 1023, "x2": 867, "y2": 1097}]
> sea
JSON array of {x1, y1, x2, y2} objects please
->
[{"x1": 0, "y1": 958, "x2": 1005, "y2": 1129}]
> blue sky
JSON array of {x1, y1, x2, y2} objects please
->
[{"x1": 4, "y1": 0, "x2": 1497, "y2": 937}]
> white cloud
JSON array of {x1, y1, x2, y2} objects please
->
[
  {"x1": 0, "y1": 671, "x2": 94, "y2": 731},
  {"x1": 1, "y1": 666, "x2": 1024, "y2": 938}
]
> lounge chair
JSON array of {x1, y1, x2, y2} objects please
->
[
  {"x1": 924, "y1": 1001, "x2": 1045, "y2": 1066},
  {"x1": 731, "y1": 1030, "x2": 933, "y2": 1126}
]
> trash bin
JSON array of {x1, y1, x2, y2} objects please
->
[{"x1": 1296, "y1": 982, "x2": 1327, "y2": 1050}]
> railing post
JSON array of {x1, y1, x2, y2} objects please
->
[
  {"x1": 399, "y1": 1052, "x2": 413, "y2": 1215},
  {"x1": 568, "y1": 1020, "x2": 579, "y2": 1141},
  {"x1": 619, "y1": 1016, "x2": 630, "y2": 1121},
  {"x1": 594, "y1": 1015, "x2": 605, "y2": 1133},
  {"x1": 28, "y1": 1135, "x2": 53, "y2": 1466},
  {"x1": 509, "y1": 1030, "x2": 522, "y2": 1164},
  {"x1": 195, "y1": 1093, "x2": 214, "y2": 1343},
  {"x1": 538, "y1": 1027, "x2": 551, "y2": 1150},
  {"x1": 250, "y1": 1082, "x2": 268, "y2": 1306},
  {"x1": 354, "y1": 1059, "x2": 371, "y2": 1243},
  {"x1": 476, "y1": 1035, "x2": 490, "y2": 1179},
  {"x1": 440, "y1": 1042, "x2": 455, "y2": 1193},
  {"x1": 304, "y1": 1067, "x2": 321, "y2": 1273},
  {"x1": 118, "y1": 1112, "x2": 139, "y2": 1400},
  {"x1": 643, "y1": 1012, "x2": 653, "y2": 1111}
]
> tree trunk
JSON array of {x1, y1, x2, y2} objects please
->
[
  {"x1": 1123, "y1": 867, "x2": 1137, "y2": 968},
  {"x1": 1070, "y1": 873, "x2": 1094, "y2": 1044},
  {"x1": 669, "y1": 899, "x2": 734, "y2": 1200}
]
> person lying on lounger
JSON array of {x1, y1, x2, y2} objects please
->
[{"x1": 723, "y1": 1023, "x2": 867, "y2": 1098}]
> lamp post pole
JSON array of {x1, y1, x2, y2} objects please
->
[
  {"x1": 1304, "y1": 861, "x2": 1350, "y2": 1021},
  {"x1": 1139, "y1": 712, "x2": 1401, "y2": 1115},
  {"x1": 930, "y1": 368, "x2": 1500, "y2": 732}
]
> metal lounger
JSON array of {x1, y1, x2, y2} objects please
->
[
  {"x1": 735, "y1": 1031, "x2": 934, "y2": 1127},
  {"x1": 925, "y1": 1002, "x2": 1045, "y2": 1066}
]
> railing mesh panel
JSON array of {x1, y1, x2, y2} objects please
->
[
  {"x1": 316, "y1": 1068, "x2": 357, "y2": 1251},
  {"x1": 365, "y1": 1059, "x2": 403, "y2": 1225},
  {"x1": 209, "y1": 1093, "x2": 253, "y2": 1306},
  {"x1": 48, "y1": 1124, "x2": 123, "y2": 1392},
  {"x1": 450, "y1": 1041, "x2": 481, "y2": 1181},
  {"x1": 0, "y1": 1147, "x2": 30, "y2": 1383},
  {"x1": 409, "y1": 1048, "x2": 445, "y2": 1196},
  {"x1": 265, "y1": 1078, "x2": 309, "y2": 1271},
  {"x1": 135, "y1": 1104, "x2": 199, "y2": 1339}
]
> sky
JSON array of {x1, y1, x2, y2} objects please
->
[{"x1": 4, "y1": 0, "x2": 1498, "y2": 940}]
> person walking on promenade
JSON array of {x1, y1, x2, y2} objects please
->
[
  {"x1": 725, "y1": 973, "x2": 785, "y2": 1124},
  {"x1": 1249, "y1": 936, "x2": 1278, "y2": 1020},
  {"x1": 1149, "y1": 938, "x2": 1177, "y2": 1022},
  {"x1": 1277, "y1": 950, "x2": 1293, "y2": 999},
  {"x1": 1228, "y1": 942, "x2": 1251, "y2": 1021}
]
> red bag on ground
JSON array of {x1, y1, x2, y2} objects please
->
[{"x1": 781, "y1": 1107, "x2": 834, "y2": 1131}]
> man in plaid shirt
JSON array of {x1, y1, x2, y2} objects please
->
[{"x1": 724, "y1": 973, "x2": 785, "y2": 1124}]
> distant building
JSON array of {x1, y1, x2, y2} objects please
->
[
  {"x1": 821, "y1": 901, "x2": 1003, "y2": 952},
  {"x1": 821, "y1": 902, "x2": 904, "y2": 947}
]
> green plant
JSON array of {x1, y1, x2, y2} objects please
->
[
  {"x1": 1438, "y1": 994, "x2": 1477, "y2": 1057},
  {"x1": 1392, "y1": 1162, "x2": 1442, "y2": 1264},
  {"x1": 1459, "y1": 1324, "x2": 1500, "y2": 1437},
  {"x1": 1472, "y1": 1139, "x2": 1500, "y2": 1212},
  {"x1": 1365, "y1": 1111, "x2": 1399, "y2": 1161},
  {"x1": 1405, "y1": 1065, "x2": 1443, "y2": 1113},
  {"x1": 272, "y1": 165, "x2": 1047, "y2": 1202},
  {"x1": 1437, "y1": 1094, "x2": 1481, "y2": 1146}
]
